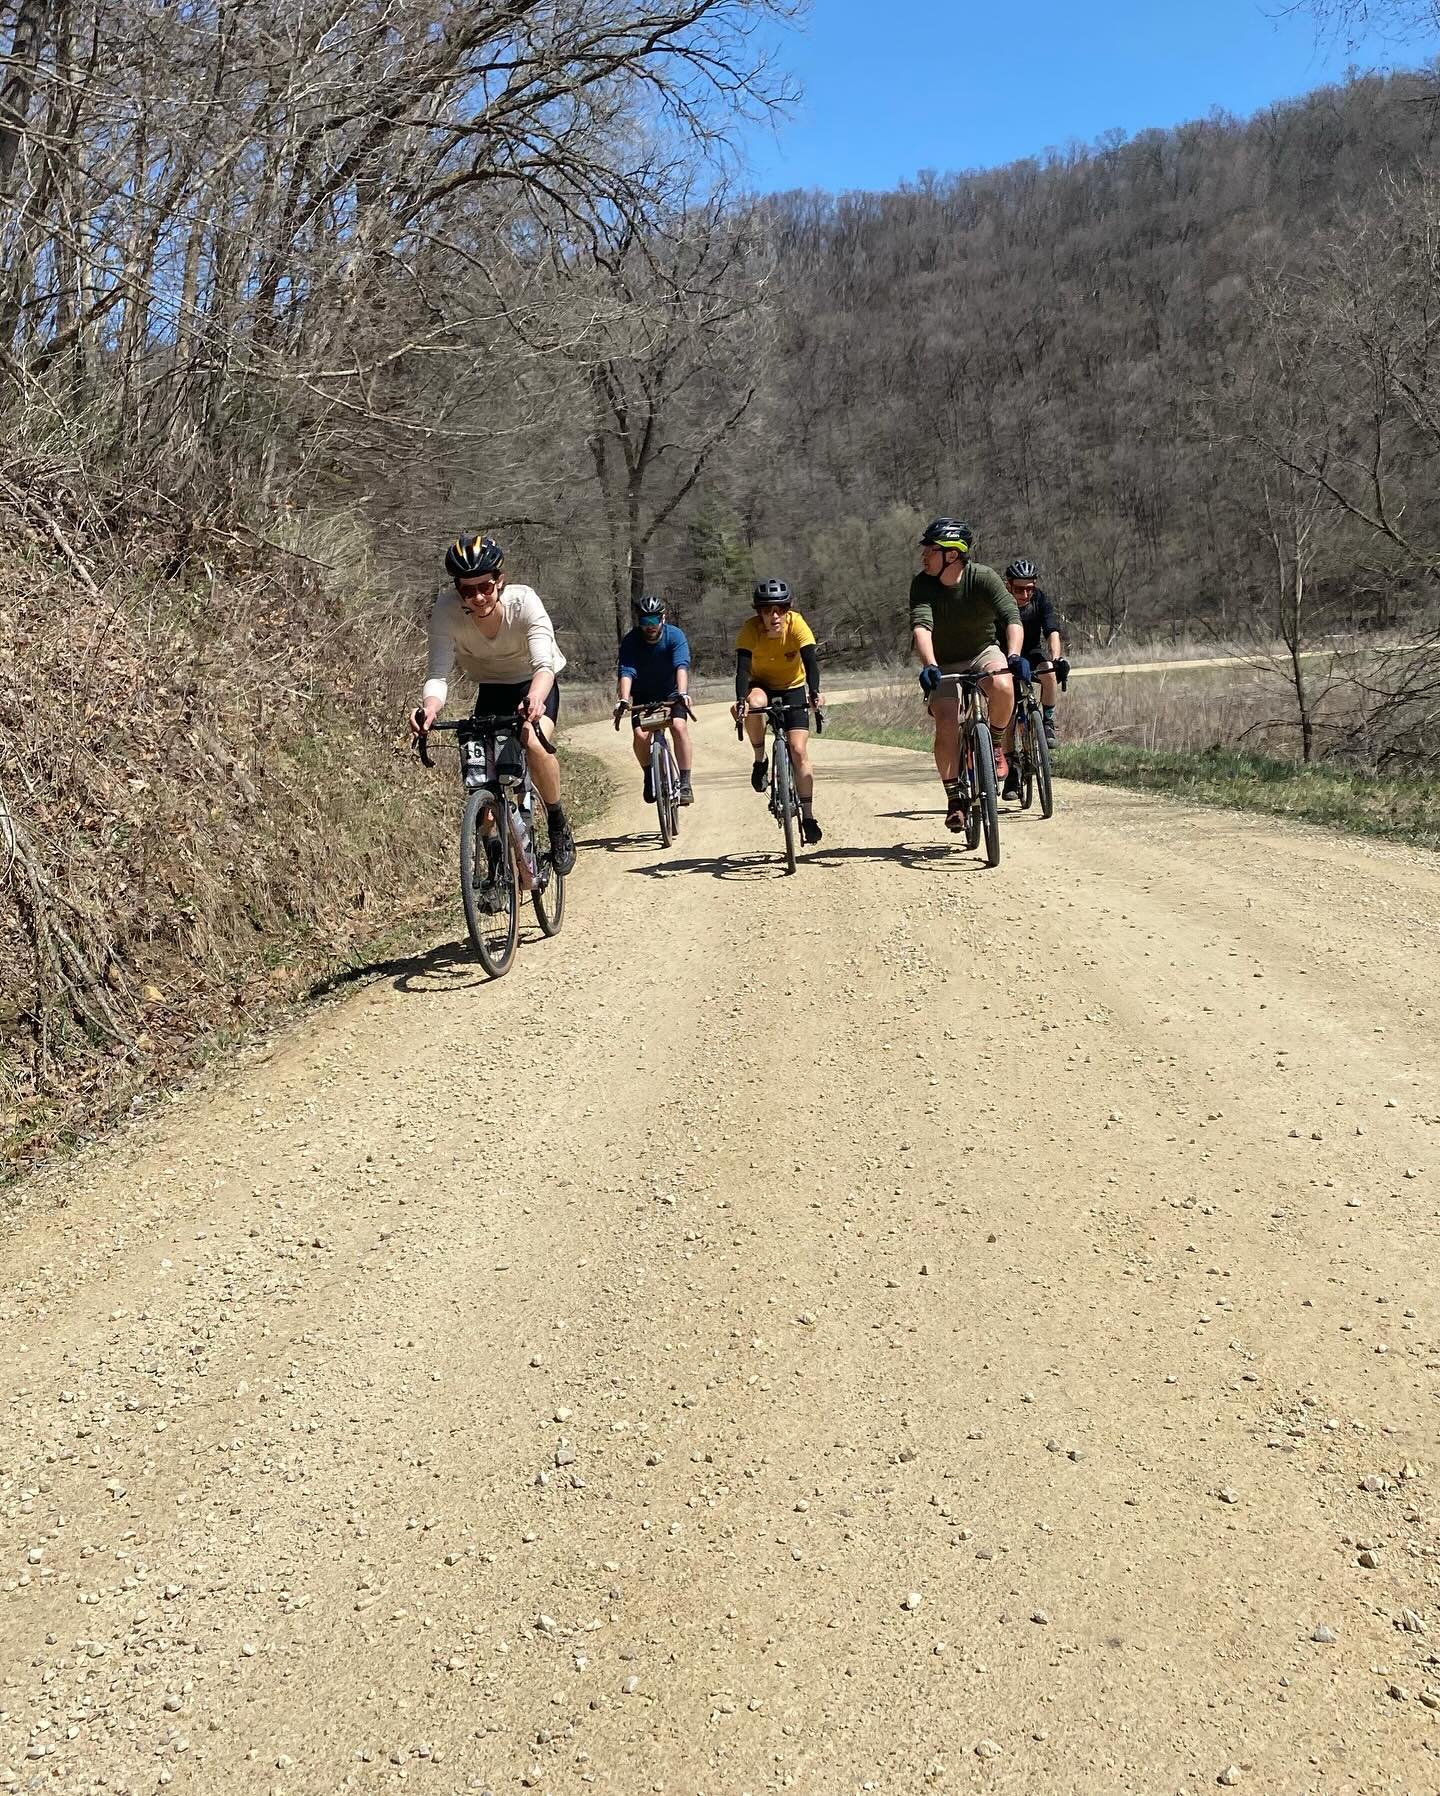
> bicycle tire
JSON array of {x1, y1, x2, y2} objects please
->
[
  {"x1": 974, "y1": 725, "x2": 1001, "y2": 867},
  {"x1": 1034, "y1": 714, "x2": 1055, "y2": 820},
  {"x1": 460, "y1": 790, "x2": 520, "y2": 976},
  {"x1": 531, "y1": 805, "x2": 567, "y2": 937},
  {"x1": 664, "y1": 739, "x2": 682, "y2": 841},
  {"x1": 962, "y1": 725, "x2": 983, "y2": 852},
  {"x1": 1018, "y1": 710, "x2": 1036, "y2": 812},
  {"x1": 655, "y1": 739, "x2": 675, "y2": 848},
  {"x1": 774, "y1": 742, "x2": 798, "y2": 875}
]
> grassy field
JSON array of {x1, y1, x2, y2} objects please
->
[{"x1": 824, "y1": 691, "x2": 1440, "y2": 852}]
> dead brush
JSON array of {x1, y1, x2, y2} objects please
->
[{"x1": 0, "y1": 463, "x2": 455, "y2": 1173}]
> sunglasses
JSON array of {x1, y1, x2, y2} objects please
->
[
  {"x1": 1012, "y1": 582, "x2": 1037, "y2": 594},
  {"x1": 757, "y1": 603, "x2": 789, "y2": 616},
  {"x1": 458, "y1": 577, "x2": 499, "y2": 598}
]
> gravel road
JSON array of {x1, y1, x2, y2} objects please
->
[{"x1": 3, "y1": 705, "x2": 1439, "y2": 1795}]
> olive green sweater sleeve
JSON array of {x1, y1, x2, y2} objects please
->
[
  {"x1": 974, "y1": 563, "x2": 1022, "y2": 633},
  {"x1": 908, "y1": 572, "x2": 936, "y2": 634}
]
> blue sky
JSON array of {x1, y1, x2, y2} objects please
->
[{"x1": 742, "y1": 0, "x2": 1433, "y2": 192}]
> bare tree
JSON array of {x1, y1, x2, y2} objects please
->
[{"x1": 574, "y1": 192, "x2": 772, "y2": 636}]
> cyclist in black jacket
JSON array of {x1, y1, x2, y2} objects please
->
[{"x1": 1000, "y1": 559, "x2": 1070, "y2": 774}]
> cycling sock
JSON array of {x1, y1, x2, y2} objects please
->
[
  {"x1": 944, "y1": 779, "x2": 962, "y2": 804},
  {"x1": 800, "y1": 796, "x2": 814, "y2": 820},
  {"x1": 547, "y1": 803, "x2": 566, "y2": 828},
  {"x1": 1043, "y1": 705, "x2": 1055, "y2": 721}
]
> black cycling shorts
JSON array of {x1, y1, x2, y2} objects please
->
[
  {"x1": 471, "y1": 680, "x2": 560, "y2": 725},
  {"x1": 747, "y1": 683, "x2": 810, "y2": 732}
]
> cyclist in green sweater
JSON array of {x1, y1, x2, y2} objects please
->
[{"x1": 910, "y1": 519, "x2": 1027, "y2": 830}]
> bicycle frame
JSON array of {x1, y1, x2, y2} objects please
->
[
  {"x1": 928, "y1": 672, "x2": 1000, "y2": 866},
  {"x1": 737, "y1": 695, "x2": 824, "y2": 873},
  {"x1": 417, "y1": 713, "x2": 554, "y2": 894}
]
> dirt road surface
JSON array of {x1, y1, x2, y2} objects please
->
[{"x1": 4, "y1": 705, "x2": 1440, "y2": 1796}]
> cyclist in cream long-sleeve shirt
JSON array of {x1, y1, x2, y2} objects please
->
[{"x1": 409, "y1": 533, "x2": 577, "y2": 873}]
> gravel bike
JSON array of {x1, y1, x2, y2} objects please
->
[
  {"x1": 614, "y1": 695, "x2": 695, "y2": 848},
  {"x1": 1012, "y1": 671, "x2": 1054, "y2": 820},
  {"x1": 415, "y1": 712, "x2": 565, "y2": 978},
  {"x1": 736, "y1": 695, "x2": 824, "y2": 875},
  {"x1": 1010, "y1": 661, "x2": 1068, "y2": 819},
  {"x1": 930, "y1": 671, "x2": 1000, "y2": 868}
]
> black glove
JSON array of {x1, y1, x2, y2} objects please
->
[
  {"x1": 1054, "y1": 657, "x2": 1071, "y2": 687},
  {"x1": 918, "y1": 665, "x2": 943, "y2": 697},
  {"x1": 1008, "y1": 654, "x2": 1032, "y2": 686}
]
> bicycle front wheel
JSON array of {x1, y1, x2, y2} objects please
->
[
  {"x1": 773, "y1": 744, "x2": 798, "y2": 875},
  {"x1": 460, "y1": 791, "x2": 520, "y2": 975},
  {"x1": 531, "y1": 806, "x2": 567, "y2": 937},
  {"x1": 1018, "y1": 711, "x2": 1036, "y2": 812},
  {"x1": 974, "y1": 725, "x2": 1001, "y2": 868},
  {"x1": 962, "y1": 728, "x2": 983, "y2": 852},
  {"x1": 655, "y1": 739, "x2": 675, "y2": 848}
]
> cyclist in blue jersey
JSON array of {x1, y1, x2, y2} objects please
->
[{"x1": 614, "y1": 595, "x2": 695, "y2": 805}]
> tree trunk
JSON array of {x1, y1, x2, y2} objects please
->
[{"x1": 0, "y1": 0, "x2": 50, "y2": 197}]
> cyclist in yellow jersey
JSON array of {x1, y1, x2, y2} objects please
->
[{"x1": 734, "y1": 578, "x2": 825, "y2": 844}]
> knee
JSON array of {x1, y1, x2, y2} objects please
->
[{"x1": 671, "y1": 718, "x2": 690, "y2": 744}]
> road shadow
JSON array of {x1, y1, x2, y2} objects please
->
[
  {"x1": 580, "y1": 829, "x2": 660, "y2": 854},
  {"x1": 626, "y1": 838, "x2": 991, "y2": 882},
  {"x1": 309, "y1": 931, "x2": 563, "y2": 998}
]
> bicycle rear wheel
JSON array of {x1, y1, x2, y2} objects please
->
[
  {"x1": 1033, "y1": 716, "x2": 1055, "y2": 819},
  {"x1": 460, "y1": 791, "x2": 520, "y2": 976},
  {"x1": 773, "y1": 742, "x2": 798, "y2": 875},
  {"x1": 531, "y1": 805, "x2": 567, "y2": 937},
  {"x1": 973, "y1": 725, "x2": 1001, "y2": 868},
  {"x1": 663, "y1": 740, "x2": 682, "y2": 840}
]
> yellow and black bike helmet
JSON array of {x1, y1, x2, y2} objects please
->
[
  {"x1": 445, "y1": 533, "x2": 505, "y2": 579},
  {"x1": 919, "y1": 519, "x2": 973, "y2": 553}
]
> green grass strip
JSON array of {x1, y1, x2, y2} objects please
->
[{"x1": 825, "y1": 709, "x2": 1440, "y2": 851}]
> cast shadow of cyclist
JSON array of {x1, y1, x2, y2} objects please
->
[
  {"x1": 626, "y1": 840, "x2": 988, "y2": 882},
  {"x1": 308, "y1": 936, "x2": 533, "y2": 997},
  {"x1": 578, "y1": 830, "x2": 659, "y2": 854}
]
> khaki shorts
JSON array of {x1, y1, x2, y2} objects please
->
[{"x1": 937, "y1": 645, "x2": 1007, "y2": 678}]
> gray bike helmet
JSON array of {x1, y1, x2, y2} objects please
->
[
  {"x1": 633, "y1": 593, "x2": 667, "y2": 626},
  {"x1": 752, "y1": 578, "x2": 792, "y2": 609},
  {"x1": 1005, "y1": 558, "x2": 1038, "y2": 582}
]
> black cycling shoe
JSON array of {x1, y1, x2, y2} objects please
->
[
  {"x1": 548, "y1": 812, "x2": 577, "y2": 874},
  {"x1": 1002, "y1": 765, "x2": 1021, "y2": 802},
  {"x1": 642, "y1": 766, "x2": 655, "y2": 804},
  {"x1": 678, "y1": 775, "x2": 694, "y2": 805},
  {"x1": 801, "y1": 816, "x2": 823, "y2": 846},
  {"x1": 1043, "y1": 717, "x2": 1058, "y2": 747},
  {"x1": 750, "y1": 760, "x2": 767, "y2": 793}
]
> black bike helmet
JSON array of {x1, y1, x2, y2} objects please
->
[
  {"x1": 633, "y1": 593, "x2": 667, "y2": 625},
  {"x1": 919, "y1": 519, "x2": 973, "y2": 553},
  {"x1": 445, "y1": 533, "x2": 504, "y2": 579},
  {"x1": 752, "y1": 578, "x2": 792, "y2": 609},
  {"x1": 1005, "y1": 558, "x2": 1038, "y2": 582}
]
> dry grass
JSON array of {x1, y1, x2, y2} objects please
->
[
  {"x1": 824, "y1": 661, "x2": 1440, "y2": 851},
  {"x1": 1, "y1": 476, "x2": 612, "y2": 1179}
]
